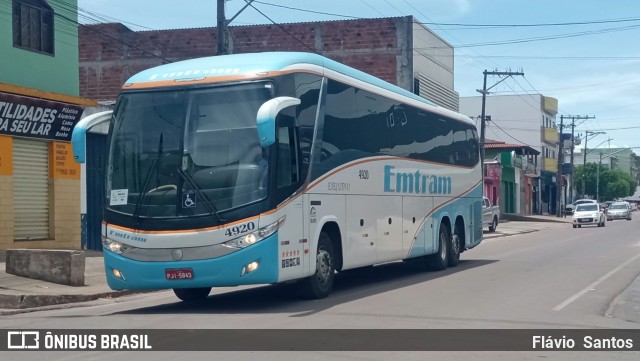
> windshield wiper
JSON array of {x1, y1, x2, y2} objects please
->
[
  {"x1": 177, "y1": 167, "x2": 226, "y2": 224},
  {"x1": 133, "y1": 134, "x2": 163, "y2": 223}
]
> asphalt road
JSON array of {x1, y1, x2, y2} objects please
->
[{"x1": 2, "y1": 218, "x2": 640, "y2": 360}]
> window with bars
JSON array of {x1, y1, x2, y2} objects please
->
[{"x1": 12, "y1": 0, "x2": 54, "y2": 55}]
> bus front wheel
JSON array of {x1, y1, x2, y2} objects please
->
[
  {"x1": 299, "y1": 232, "x2": 335, "y2": 299},
  {"x1": 173, "y1": 287, "x2": 211, "y2": 302}
]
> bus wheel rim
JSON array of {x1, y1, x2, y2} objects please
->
[{"x1": 317, "y1": 248, "x2": 332, "y2": 284}]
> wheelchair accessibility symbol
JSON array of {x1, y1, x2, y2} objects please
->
[{"x1": 182, "y1": 191, "x2": 196, "y2": 208}]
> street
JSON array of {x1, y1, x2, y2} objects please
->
[{"x1": 2, "y1": 218, "x2": 640, "y2": 360}]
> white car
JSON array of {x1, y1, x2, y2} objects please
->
[{"x1": 572, "y1": 203, "x2": 606, "y2": 228}]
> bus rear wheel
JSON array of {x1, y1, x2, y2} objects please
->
[
  {"x1": 173, "y1": 287, "x2": 211, "y2": 302},
  {"x1": 425, "y1": 224, "x2": 449, "y2": 271},
  {"x1": 299, "y1": 232, "x2": 335, "y2": 299},
  {"x1": 448, "y1": 224, "x2": 462, "y2": 267}
]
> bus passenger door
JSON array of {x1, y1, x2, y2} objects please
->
[{"x1": 274, "y1": 124, "x2": 306, "y2": 282}]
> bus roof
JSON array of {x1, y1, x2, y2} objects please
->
[{"x1": 125, "y1": 51, "x2": 471, "y2": 124}]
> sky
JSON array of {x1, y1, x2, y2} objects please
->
[{"x1": 76, "y1": 0, "x2": 640, "y2": 150}]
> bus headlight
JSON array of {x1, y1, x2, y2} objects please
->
[
  {"x1": 224, "y1": 216, "x2": 285, "y2": 249},
  {"x1": 102, "y1": 237, "x2": 133, "y2": 254}
]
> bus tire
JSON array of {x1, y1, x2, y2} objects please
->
[
  {"x1": 426, "y1": 224, "x2": 449, "y2": 271},
  {"x1": 173, "y1": 287, "x2": 211, "y2": 302},
  {"x1": 299, "y1": 232, "x2": 335, "y2": 299},
  {"x1": 448, "y1": 225, "x2": 462, "y2": 267}
]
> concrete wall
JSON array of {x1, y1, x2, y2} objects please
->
[{"x1": 412, "y1": 21, "x2": 454, "y2": 88}]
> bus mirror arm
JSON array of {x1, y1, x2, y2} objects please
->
[
  {"x1": 256, "y1": 96, "x2": 301, "y2": 147},
  {"x1": 71, "y1": 110, "x2": 113, "y2": 163}
]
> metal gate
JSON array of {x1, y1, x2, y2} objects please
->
[{"x1": 85, "y1": 132, "x2": 107, "y2": 250}]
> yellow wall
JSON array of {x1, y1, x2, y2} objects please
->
[
  {"x1": 543, "y1": 127, "x2": 559, "y2": 143},
  {"x1": 544, "y1": 157, "x2": 558, "y2": 173}
]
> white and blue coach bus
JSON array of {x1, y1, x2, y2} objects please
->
[{"x1": 72, "y1": 52, "x2": 483, "y2": 301}]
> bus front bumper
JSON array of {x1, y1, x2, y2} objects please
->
[{"x1": 103, "y1": 233, "x2": 279, "y2": 290}]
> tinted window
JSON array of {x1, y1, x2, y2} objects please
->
[
  {"x1": 274, "y1": 73, "x2": 323, "y2": 184},
  {"x1": 314, "y1": 79, "x2": 479, "y2": 178}
]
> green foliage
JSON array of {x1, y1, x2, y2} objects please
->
[{"x1": 573, "y1": 164, "x2": 637, "y2": 200}]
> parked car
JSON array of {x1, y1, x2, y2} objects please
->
[
  {"x1": 565, "y1": 199, "x2": 598, "y2": 216},
  {"x1": 482, "y1": 196, "x2": 500, "y2": 232},
  {"x1": 572, "y1": 203, "x2": 606, "y2": 228},
  {"x1": 607, "y1": 201, "x2": 632, "y2": 221}
]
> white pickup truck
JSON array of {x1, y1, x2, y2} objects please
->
[{"x1": 482, "y1": 196, "x2": 500, "y2": 232}]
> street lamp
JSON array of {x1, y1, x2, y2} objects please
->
[{"x1": 596, "y1": 148, "x2": 628, "y2": 201}]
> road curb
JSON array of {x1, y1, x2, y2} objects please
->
[
  {"x1": 501, "y1": 214, "x2": 571, "y2": 223},
  {"x1": 605, "y1": 273, "x2": 640, "y2": 324},
  {"x1": 0, "y1": 290, "x2": 156, "y2": 311}
]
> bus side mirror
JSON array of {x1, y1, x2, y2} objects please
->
[
  {"x1": 71, "y1": 111, "x2": 113, "y2": 163},
  {"x1": 256, "y1": 97, "x2": 300, "y2": 147}
]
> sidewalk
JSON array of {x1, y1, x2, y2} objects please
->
[
  {"x1": 1, "y1": 216, "x2": 638, "y2": 322},
  {"x1": 0, "y1": 253, "x2": 149, "y2": 313}
]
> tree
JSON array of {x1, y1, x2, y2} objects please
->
[{"x1": 573, "y1": 164, "x2": 637, "y2": 200}]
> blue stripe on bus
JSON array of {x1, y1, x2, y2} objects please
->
[
  {"x1": 103, "y1": 232, "x2": 280, "y2": 290},
  {"x1": 406, "y1": 183, "x2": 483, "y2": 259}
]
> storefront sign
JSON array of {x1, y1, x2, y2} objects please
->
[
  {"x1": 0, "y1": 92, "x2": 84, "y2": 141},
  {"x1": 50, "y1": 142, "x2": 80, "y2": 179}
]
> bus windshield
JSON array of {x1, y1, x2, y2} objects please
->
[{"x1": 106, "y1": 82, "x2": 273, "y2": 218}]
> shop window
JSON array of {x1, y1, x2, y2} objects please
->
[{"x1": 12, "y1": 0, "x2": 54, "y2": 55}]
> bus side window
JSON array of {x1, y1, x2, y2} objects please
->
[{"x1": 276, "y1": 125, "x2": 299, "y2": 188}]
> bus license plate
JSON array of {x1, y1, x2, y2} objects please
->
[{"x1": 165, "y1": 268, "x2": 194, "y2": 280}]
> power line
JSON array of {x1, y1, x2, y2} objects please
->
[
  {"x1": 382, "y1": 0, "x2": 406, "y2": 16},
  {"x1": 252, "y1": 1, "x2": 360, "y2": 19},
  {"x1": 244, "y1": 1, "x2": 317, "y2": 54},
  {"x1": 426, "y1": 24, "x2": 640, "y2": 48},
  {"x1": 359, "y1": 0, "x2": 385, "y2": 17},
  {"x1": 415, "y1": 17, "x2": 640, "y2": 28}
]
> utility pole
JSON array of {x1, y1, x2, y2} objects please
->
[
  {"x1": 581, "y1": 130, "x2": 605, "y2": 197},
  {"x1": 558, "y1": 115, "x2": 594, "y2": 204},
  {"x1": 477, "y1": 70, "x2": 524, "y2": 182},
  {"x1": 217, "y1": 0, "x2": 227, "y2": 55},
  {"x1": 217, "y1": 0, "x2": 256, "y2": 55},
  {"x1": 555, "y1": 115, "x2": 565, "y2": 217}
]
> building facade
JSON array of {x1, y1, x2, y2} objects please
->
[
  {"x1": 484, "y1": 140, "x2": 540, "y2": 215},
  {"x1": 0, "y1": 0, "x2": 95, "y2": 250},
  {"x1": 78, "y1": 16, "x2": 458, "y2": 110},
  {"x1": 460, "y1": 94, "x2": 557, "y2": 214}
]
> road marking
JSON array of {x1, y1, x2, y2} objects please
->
[{"x1": 552, "y1": 251, "x2": 640, "y2": 311}]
